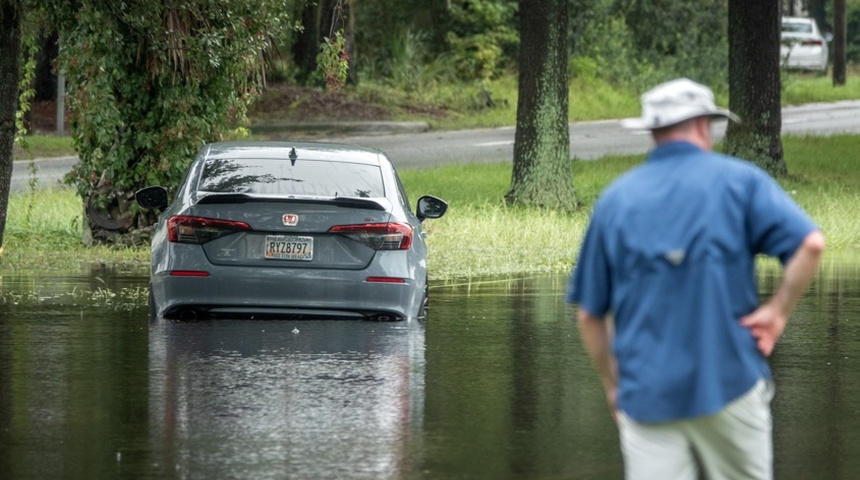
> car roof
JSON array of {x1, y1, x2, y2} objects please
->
[
  {"x1": 782, "y1": 16, "x2": 814, "y2": 23},
  {"x1": 200, "y1": 141, "x2": 386, "y2": 166}
]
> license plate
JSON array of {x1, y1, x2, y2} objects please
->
[{"x1": 264, "y1": 235, "x2": 313, "y2": 261}]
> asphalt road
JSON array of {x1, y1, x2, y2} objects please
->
[{"x1": 12, "y1": 100, "x2": 860, "y2": 192}]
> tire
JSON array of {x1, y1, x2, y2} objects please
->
[
  {"x1": 417, "y1": 277, "x2": 429, "y2": 321},
  {"x1": 148, "y1": 283, "x2": 158, "y2": 321}
]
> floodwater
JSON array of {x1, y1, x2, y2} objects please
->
[{"x1": 1, "y1": 261, "x2": 859, "y2": 479}]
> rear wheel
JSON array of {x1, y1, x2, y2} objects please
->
[
  {"x1": 417, "y1": 277, "x2": 429, "y2": 321},
  {"x1": 148, "y1": 283, "x2": 157, "y2": 321}
]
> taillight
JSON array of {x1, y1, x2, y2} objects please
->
[
  {"x1": 802, "y1": 39, "x2": 823, "y2": 46},
  {"x1": 167, "y1": 216, "x2": 251, "y2": 244},
  {"x1": 328, "y1": 223, "x2": 413, "y2": 250}
]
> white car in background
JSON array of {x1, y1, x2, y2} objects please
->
[{"x1": 781, "y1": 16, "x2": 830, "y2": 72}]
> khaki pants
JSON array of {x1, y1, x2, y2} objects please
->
[{"x1": 618, "y1": 379, "x2": 775, "y2": 480}]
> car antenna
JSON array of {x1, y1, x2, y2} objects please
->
[{"x1": 289, "y1": 147, "x2": 298, "y2": 166}]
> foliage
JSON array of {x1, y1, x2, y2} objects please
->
[
  {"x1": 14, "y1": 26, "x2": 37, "y2": 147},
  {"x1": 445, "y1": 0, "x2": 519, "y2": 81},
  {"x1": 43, "y1": 0, "x2": 295, "y2": 230},
  {"x1": 638, "y1": 0, "x2": 728, "y2": 86},
  {"x1": 845, "y1": 0, "x2": 860, "y2": 62},
  {"x1": 316, "y1": 30, "x2": 350, "y2": 90}
]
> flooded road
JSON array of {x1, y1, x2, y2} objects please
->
[{"x1": 1, "y1": 262, "x2": 859, "y2": 479}]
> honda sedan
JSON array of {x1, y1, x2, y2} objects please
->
[{"x1": 136, "y1": 141, "x2": 447, "y2": 321}]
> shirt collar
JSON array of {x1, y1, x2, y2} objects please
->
[{"x1": 647, "y1": 140, "x2": 706, "y2": 162}]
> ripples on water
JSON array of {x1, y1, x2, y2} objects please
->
[{"x1": 1, "y1": 262, "x2": 858, "y2": 479}]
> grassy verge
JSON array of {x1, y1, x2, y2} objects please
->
[
  {"x1": 3, "y1": 135, "x2": 858, "y2": 278},
  {"x1": 399, "y1": 135, "x2": 860, "y2": 280},
  {"x1": 15, "y1": 70, "x2": 860, "y2": 160},
  {"x1": 1, "y1": 188, "x2": 150, "y2": 273}
]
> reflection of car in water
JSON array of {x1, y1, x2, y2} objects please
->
[
  {"x1": 136, "y1": 141, "x2": 447, "y2": 321},
  {"x1": 781, "y1": 16, "x2": 830, "y2": 72},
  {"x1": 147, "y1": 320, "x2": 425, "y2": 477}
]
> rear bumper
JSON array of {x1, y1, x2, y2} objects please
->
[
  {"x1": 780, "y1": 48, "x2": 827, "y2": 70},
  {"x1": 151, "y1": 267, "x2": 422, "y2": 321}
]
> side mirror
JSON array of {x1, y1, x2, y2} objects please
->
[
  {"x1": 135, "y1": 186, "x2": 169, "y2": 212},
  {"x1": 824, "y1": 32, "x2": 834, "y2": 43},
  {"x1": 416, "y1": 195, "x2": 448, "y2": 222}
]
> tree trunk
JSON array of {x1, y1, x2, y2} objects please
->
[
  {"x1": 0, "y1": 0, "x2": 23, "y2": 253},
  {"x1": 833, "y1": 0, "x2": 847, "y2": 86},
  {"x1": 292, "y1": 0, "x2": 324, "y2": 84},
  {"x1": 345, "y1": 0, "x2": 358, "y2": 86},
  {"x1": 725, "y1": 0, "x2": 786, "y2": 177},
  {"x1": 505, "y1": 0, "x2": 576, "y2": 211}
]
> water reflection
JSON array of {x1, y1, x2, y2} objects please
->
[
  {"x1": 147, "y1": 320, "x2": 425, "y2": 479},
  {"x1": 1, "y1": 261, "x2": 859, "y2": 479},
  {"x1": 424, "y1": 275, "x2": 623, "y2": 479}
]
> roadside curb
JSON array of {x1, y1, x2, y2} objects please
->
[{"x1": 250, "y1": 121, "x2": 430, "y2": 138}]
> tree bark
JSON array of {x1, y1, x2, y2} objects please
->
[
  {"x1": 833, "y1": 0, "x2": 847, "y2": 86},
  {"x1": 506, "y1": 0, "x2": 576, "y2": 211},
  {"x1": 344, "y1": 0, "x2": 358, "y2": 86},
  {"x1": 725, "y1": 0, "x2": 786, "y2": 177},
  {"x1": 291, "y1": 0, "x2": 324, "y2": 84},
  {"x1": 0, "y1": 0, "x2": 23, "y2": 253}
]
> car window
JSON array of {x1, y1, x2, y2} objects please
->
[
  {"x1": 198, "y1": 158, "x2": 385, "y2": 198},
  {"x1": 395, "y1": 173, "x2": 413, "y2": 213},
  {"x1": 782, "y1": 21, "x2": 813, "y2": 34}
]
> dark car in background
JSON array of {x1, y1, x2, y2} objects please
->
[{"x1": 136, "y1": 141, "x2": 447, "y2": 321}]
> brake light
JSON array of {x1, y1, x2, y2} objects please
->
[
  {"x1": 328, "y1": 223, "x2": 413, "y2": 250},
  {"x1": 801, "y1": 39, "x2": 823, "y2": 46},
  {"x1": 167, "y1": 216, "x2": 251, "y2": 244},
  {"x1": 170, "y1": 270, "x2": 210, "y2": 277},
  {"x1": 366, "y1": 277, "x2": 406, "y2": 283}
]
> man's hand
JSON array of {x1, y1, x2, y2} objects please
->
[{"x1": 740, "y1": 303, "x2": 787, "y2": 357}]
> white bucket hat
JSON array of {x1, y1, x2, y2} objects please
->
[{"x1": 620, "y1": 78, "x2": 740, "y2": 130}]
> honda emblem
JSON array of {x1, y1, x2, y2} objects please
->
[{"x1": 282, "y1": 214, "x2": 299, "y2": 226}]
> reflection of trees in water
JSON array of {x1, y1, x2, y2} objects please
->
[{"x1": 765, "y1": 259, "x2": 860, "y2": 480}]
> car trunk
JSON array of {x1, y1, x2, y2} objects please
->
[{"x1": 188, "y1": 196, "x2": 393, "y2": 269}]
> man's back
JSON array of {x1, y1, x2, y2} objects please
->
[
  {"x1": 572, "y1": 140, "x2": 816, "y2": 422},
  {"x1": 571, "y1": 77, "x2": 825, "y2": 480}
]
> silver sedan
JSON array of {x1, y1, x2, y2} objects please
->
[{"x1": 136, "y1": 141, "x2": 447, "y2": 321}]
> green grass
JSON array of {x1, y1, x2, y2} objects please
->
[
  {"x1": 782, "y1": 70, "x2": 860, "y2": 105},
  {"x1": 396, "y1": 136, "x2": 860, "y2": 280},
  {"x1": 1, "y1": 187, "x2": 150, "y2": 273},
  {"x1": 3, "y1": 137, "x2": 857, "y2": 277},
  {"x1": 780, "y1": 135, "x2": 860, "y2": 250},
  {"x1": 13, "y1": 135, "x2": 75, "y2": 160}
]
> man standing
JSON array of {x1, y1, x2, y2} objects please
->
[{"x1": 568, "y1": 78, "x2": 825, "y2": 480}]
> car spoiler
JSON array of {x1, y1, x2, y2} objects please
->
[{"x1": 195, "y1": 193, "x2": 388, "y2": 211}]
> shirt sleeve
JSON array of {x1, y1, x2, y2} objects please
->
[
  {"x1": 747, "y1": 169, "x2": 818, "y2": 264},
  {"x1": 567, "y1": 206, "x2": 612, "y2": 317}
]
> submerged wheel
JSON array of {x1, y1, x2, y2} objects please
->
[
  {"x1": 417, "y1": 277, "x2": 429, "y2": 321},
  {"x1": 147, "y1": 283, "x2": 158, "y2": 321}
]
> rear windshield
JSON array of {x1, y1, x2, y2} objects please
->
[
  {"x1": 782, "y1": 21, "x2": 813, "y2": 33},
  {"x1": 198, "y1": 157, "x2": 385, "y2": 198}
]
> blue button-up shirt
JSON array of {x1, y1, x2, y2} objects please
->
[{"x1": 568, "y1": 141, "x2": 817, "y2": 422}]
